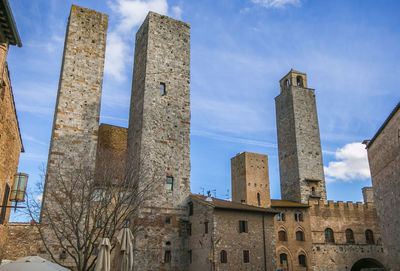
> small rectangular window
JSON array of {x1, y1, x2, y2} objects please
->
[
  {"x1": 164, "y1": 250, "x2": 171, "y2": 263},
  {"x1": 204, "y1": 222, "x2": 208, "y2": 234},
  {"x1": 165, "y1": 217, "x2": 171, "y2": 224},
  {"x1": 123, "y1": 219, "x2": 130, "y2": 228},
  {"x1": 188, "y1": 250, "x2": 192, "y2": 264},
  {"x1": 277, "y1": 213, "x2": 281, "y2": 221},
  {"x1": 239, "y1": 220, "x2": 248, "y2": 233},
  {"x1": 160, "y1": 82, "x2": 166, "y2": 96},
  {"x1": 187, "y1": 223, "x2": 192, "y2": 236},
  {"x1": 188, "y1": 202, "x2": 193, "y2": 216},
  {"x1": 243, "y1": 250, "x2": 249, "y2": 263},
  {"x1": 166, "y1": 176, "x2": 173, "y2": 191}
]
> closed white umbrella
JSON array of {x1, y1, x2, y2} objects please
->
[
  {"x1": 116, "y1": 228, "x2": 134, "y2": 271},
  {"x1": 94, "y1": 238, "x2": 111, "y2": 271},
  {"x1": 0, "y1": 256, "x2": 69, "y2": 271}
]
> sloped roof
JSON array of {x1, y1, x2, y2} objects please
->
[
  {"x1": 0, "y1": 0, "x2": 22, "y2": 47},
  {"x1": 190, "y1": 194, "x2": 277, "y2": 214}
]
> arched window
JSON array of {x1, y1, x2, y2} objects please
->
[
  {"x1": 345, "y1": 229, "x2": 355, "y2": 243},
  {"x1": 294, "y1": 212, "x2": 303, "y2": 222},
  {"x1": 298, "y1": 254, "x2": 307, "y2": 267},
  {"x1": 257, "y1": 193, "x2": 261, "y2": 206},
  {"x1": 281, "y1": 213, "x2": 286, "y2": 221},
  {"x1": 325, "y1": 228, "x2": 335, "y2": 243},
  {"x1": 278, "y1": 230, "x2": 287, "y2": 241},
  {"x1": 279, "y1": 253, "x2": 288, "y2": 265},
  {"x1": 296, "y1": 76, "x2": 303, "y2": 87},
  {"x1": 285, "y1": 79, "x2": 290, "y2": 87},
  {"x1": 220, "y1": 250, "x2": 227, "y2": 263},
  {"x1": 296, "y1": 230, "x2": 305, "y2": 241},
  {"x1": 365, "y1": 230, "x2": 374, "y2": 244}
]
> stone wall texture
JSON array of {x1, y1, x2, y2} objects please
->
[
  {"x1": 275, "y1": 70, "x2": 327, "y2": 204},
  {"x1": 231, "y1": 152, "x2": 271, "y2": 208},
  {"x1": 3, "y1": 223, "x2": 40, "y2": 260},
  {"x1": 40, "y1": 4, "x2": 108, "y2": 265},
  {"x1": 126, "y1": 12, "x2": 191, "y2": 271},
  {"x1": 366, "y1": 105, "x2": 400, "y2": 271},
  {"x1": 273, "y1": 206, "x2": 312, "y2": 271},
  {"x1": 0, "y1": 56, "x2": 23, "y2": 262},
  {"x1": 309, "y1": 199, "x2": 385, "y2": 270}
]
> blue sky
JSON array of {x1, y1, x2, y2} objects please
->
[{"x1": 7, "y1": 0, "x2": 400, "y2": 220}]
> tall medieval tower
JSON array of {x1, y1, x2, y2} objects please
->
[
  {"x1": 275, "y1": 70, "x2": 327, "y2": 204},
  {"x1": 127, "y1": 12, "x2": 191, "y2": 270},
  {"x1": 41, "y1": 5, "x2": 107, "y2": 222}
]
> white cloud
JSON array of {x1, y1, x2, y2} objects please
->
[
  {"x1": 251, "y1": 0, "x2": 301, "y2": 8},
  {"x1": 171, "y1": 6, "x2": 182, "y2": 19},
  {"x1": 324, "y1": 142, "x2": 370, "y2": 182},
  {"x1": 105, "y1": 0, "x2": 175, "y2": 81}
]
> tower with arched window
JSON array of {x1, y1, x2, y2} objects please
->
[{"x1": 275, "y1": 69, "x2": 327, "y2": 204}]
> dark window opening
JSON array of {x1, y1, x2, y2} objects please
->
[
  {"x1": 189, "y1": 250, "x2": 192, "y2": 264},
  {"x1": 166, "y1": 241, "x2": 171, "y2": 246},
  {"x1": 295, "y1": 212, "x2": 303, "y2": 222},
  {"x1": 166, "y1": 176, "x2": 173, "y2": 191},
  {"x1": 277, "y1": 212, "x2": 286, "y2": 221},
  {"x1": 346, "y1": 229, "x2": 355, "y2": 244},
  {"x1": 160, "y1": 82, "x2": 166, "y2": 96},
  {"x1": 0, "y1": 184, "x2": 10, "y2": 224},
  {"x1": 220, "y1": 250, "x2": 227, "y2": 263},
  {"x1": 165, "y1": 217, "x2": 171, "y2": 224},
  {"x1": 257, "y1": 193, "x2": 261, "y2": 206},
  {"x1": 241, "y1": 199, "x2": 246, "y2": 203},
  {"x1": 204, "y1": 222, "x2": 208, "y2": 234},
  {"x1": 325, "y1": 228, "x2": 335, "y2": 243},
  {"x1": 188, "y1": 202, "x2": 193, "y2": 216},
  {"x1": 296, "y1": 230, "x2": 305, "y2": 241},
  {"x1": 187, "y1": 223, "x2": 192, "y2": 236},
  {"x1": 239, "y1": 220, "x2": 248, "y2": 233},
  {"x1": 365, "y1": 229, "x2": 374, "y2": 244},
  {"x1": 279, "y1": 253, "x2": 288, "y2": 265},
  {"x1": 243, "y1": 250, "x2": 249, "y2": 263},
  {"x1": 285, "y1": 79, "x2": 290, "y2": 87},
  {"x1": 278, "y1": 230, "x2": 287, "y2": 241},
  {"x1": 298, "y1": 254, "x2": 307, "y2": 267},
  {"x1": 95, "y1": 219, "x2": 102, "y2": 228},
  {"x1": 296, "y1": 76, "x2": 304, "y2": 87},
  {"x1": 164, "y1": 250, "x2": 171, "y2": 263}
]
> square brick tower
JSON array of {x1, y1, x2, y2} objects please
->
[
  {"x1": 126, "y1": 12, "x2": 191, "y2": 270},
  {"x1": 275, "y1": 69, "x2": 327, "y2": 204},
  {"x1": 231, "y1": 152, "x2": 271, "y2": 208},
  {"x1": 41, "y1": 3, "x2": 107, "y2": 234}
]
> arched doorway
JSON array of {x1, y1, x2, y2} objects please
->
[{"x1": 351, "y1": 258, "x2": 386, "y2": 271}]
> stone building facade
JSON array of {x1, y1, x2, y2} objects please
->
[
  {"x1": 275, "y1": 70, "x2": 327, "y2": 204},
  {"x1": 126, "y1": 12, "x2": 191, "y2": 271},
  {"x1": 0, "y1": 0, "x2": 23, "y2": 263},
  {"x1": 5, "y1": 4, "x2": 393, "y2": 271},
  {"x1": 365, "y1": 103, "x2": 400, "y2": 271}
]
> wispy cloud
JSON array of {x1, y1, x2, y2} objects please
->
[
  {"x1": 192, "y1": 129, "x2": 276, "y2": 148},
  {"x1": 251, "y1": 0, "x2": 301, "y2": 9},
  {"x1": 105, "y1": 0, "x2": 182, "y2": 81},
  {"x1": 22, "y1": 134, "x2": 48, "y2": 147},
  {"x1": 324, "y1": 142, "x2": 370, "y2": 182},
  {"x1": 20, "y1": 152, "x2": 47, "y2": 162}
]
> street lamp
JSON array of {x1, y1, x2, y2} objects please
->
[{"x1": 9, "y1": 173, "x2": 28, "y2": 211}]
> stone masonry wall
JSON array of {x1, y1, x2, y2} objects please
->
[
  {"x1": 127, "y1": 12, "x2": 191, "y2": 270},
  {"x1": 40, "y1": 5, "x2": 108, "y2": 265},
  {"x1": 309, "y1": 200, "x2": 385, "y2": 270},
  {"x1": 0, "y1": 63, "x2": 22, "y2": 263},
  {"x1": 3, "y1": 223, "x2": 40, "y2": 260},
  {"x1": 231, "y1": 152, "x2": 271, "y2": 208},
  {"x1": 275, "y1": 70, "x2": 327, "y2": 204},
  {"x1": 273, "y1": 207, "x2": 312, "y2": 271},
  {"x1": 213, "y1": 209, "x2": 276, "y2": 271},
  {"x1": 366, "y1": 105, "x2": 400, "y2": 271}
]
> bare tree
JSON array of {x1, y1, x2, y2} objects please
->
[{"x1": 26, "y1": 148, "x2": 156, "y2": 271}]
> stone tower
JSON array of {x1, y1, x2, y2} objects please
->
[
  {"x1": 126, "y1": 12, "x2": 190, "y2": 270},
  {"x1": 275, "y1": 69, "x2": 327, "y2": 204},
  {"x1": 231, "y1": 152, "x2": 271, "y2": 208},
  {"x1": 41, "y1": 5, "x2": 107, "y2": 219}
]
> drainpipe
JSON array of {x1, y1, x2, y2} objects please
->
[{"x1": 262, "y1": 214, "x2": 267, "y2": 271}]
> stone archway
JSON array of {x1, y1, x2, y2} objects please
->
[{"x1": 351, "y1": 258, "x2": 386, "y2": 271}]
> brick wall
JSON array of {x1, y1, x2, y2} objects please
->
[{"x1": 3, "y1": 223, "x2": 39, "y2": 260}]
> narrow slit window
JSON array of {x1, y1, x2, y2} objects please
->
[
  {"x1": 166, "y1": 176, "x2": 173, "y2": 191},
  {"x1": 204, "y1": 222, "x2": 208, "y2": 234},
  {"x1": 160, "y1": 82, "x2": 166, "y2": 96},
  {"x1": 164, "y1": 250, "x2": 171, "y2": 263},
  {"x1": 243, "y1": 250, "x2": 249, "y2": 263}
]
